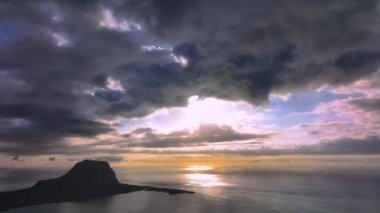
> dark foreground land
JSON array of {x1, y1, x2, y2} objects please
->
[{"x1": 0, "y1": 160, "x2": 194, "y2": 211}]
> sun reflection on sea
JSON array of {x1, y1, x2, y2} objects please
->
[
  {"x1": 184, "y1": 166, "x2": 213, "y2": 172},
  {"x1": 183, "y1": 165, "x2": 229, "y2": 188},
  {"x1": 185, "y1": 173, "x2": 228, "y2": 188}
]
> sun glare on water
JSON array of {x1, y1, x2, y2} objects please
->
[
  {"x1": 184, "y1": 165, "x2": 213, "y2": 171},
  {"x1": 185, "y1": 173, "x2": 228, "y2": 187},
  {"x1": 184, "y1": 165, "x2": 228, "y2": 187}
]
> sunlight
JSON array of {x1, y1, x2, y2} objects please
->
[
  {"x1": 117, "y1": 94, "x2": 265, "y2": 134},
  {"x1": 180, "y1": 96, "x2": 237, "y2": 130},
  {"x1": 170, "y1": 53, "x2": 188, "y2": 67},
  {"x1": 186, "y1": 173, "x2": 228, "y2": 187},
  {"x1": 184, "y1": 165, "x2": 213, "y2": 171}
]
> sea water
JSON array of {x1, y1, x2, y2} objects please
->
[{"x1": 1, "y1": 167, "x2": 380, "y2": 213}]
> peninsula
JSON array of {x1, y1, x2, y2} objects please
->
[{"x1": 0, "y1": 160, "x2": 194, "y2": 211}]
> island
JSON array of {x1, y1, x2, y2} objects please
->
[{"x1": 0, "y1": 160, "x2": 194, "y2": 211}]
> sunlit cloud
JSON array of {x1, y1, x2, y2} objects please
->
[
  {"x1": 141, "y1": 45, "x2": 171, "y2": 52},
  {"x1": 116, "y1": 95, "x2": 268, "y2": 136},
  {"x1": 49, "y1": 31, "x2": 71, "y2": 47},
  {"x1": 106, "y1": 77, "x2": 124, "y2": 92},
  {"x1": 170, "y1": 53, "x2": 188, "y2": 67},
  {"x1": 331, "y1": 71, "x2": 380, "y2": 97},
  {"x1": 269, "y1": 93, "x2": 292, "y2": 101},
  {"x1": 99, "y1": 8, "x2": 142, "y2": 32}
]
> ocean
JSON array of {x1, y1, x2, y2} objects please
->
[{"x1": 1, "y1": 167, "x2": 380, "y2": 213}]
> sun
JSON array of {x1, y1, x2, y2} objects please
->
[{"x1": 180, "y1": 96, "x2": 235, "y2": 129}]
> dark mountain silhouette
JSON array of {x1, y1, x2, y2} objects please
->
[{"x1": 0, "y1": 160, "x2": 194, "y2": 211}]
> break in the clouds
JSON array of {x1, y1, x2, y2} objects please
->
[
  {"x1": 0, "y1": 0, "x2": 380, "y2": 158},
  {"x1": 121, "y1": 124, "x2": 271, "y2": 148}
]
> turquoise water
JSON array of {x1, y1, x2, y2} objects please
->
[{"x1": 1, "y1": 167, "x2": 380, "y2": 213}]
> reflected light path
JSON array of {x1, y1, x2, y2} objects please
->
[
  {"x1": 184, "y1": 166, "x2": 213, "y2": 172},
  {"x1": 185, "y1": 173, "x2": 228, "y2": 187}
]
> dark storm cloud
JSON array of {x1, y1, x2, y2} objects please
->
[
  {"x1": 0, "y1": 140, "x2": 102, "y2": 156},
  {"x1": 349, "y1": 98, "x2": 380, "y2": 112},
  {"x1": 334, "y1": 50, "x2": 380, "y2": 70},
  {"x1": 0, "y1": 0, "x2": 137, "y2": 155},
  {"x1": 0, "y1": 104, "x2": 111, "y2": 146},
  {"x1": 122, "y1": 124, "x2": 272, "y2": 148},
  {"x1": 109, "y1": 0, "x2": 380, "y2": 109},
  {"x1": 95, "y1": 89, "x2": 124, "y2": 103},
  {"x1": 1, "y1": 0, "x2": 380, "y2": 155},
  {"x1": 107, "y1": 61, "x2": 190, "y2": 117}
]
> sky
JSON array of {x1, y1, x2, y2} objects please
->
[{"x1": 1, "y1": 0, "x2": 380, "y2": 168}]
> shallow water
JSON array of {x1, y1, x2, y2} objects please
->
[{"x1": 2, "y1": 167, "x2": 380, "y2": 213}]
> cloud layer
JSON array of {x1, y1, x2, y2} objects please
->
[
  {"x1": 1, "y1": 0, "x2": 380, "y2": 157},
  {"x1": 121, "y1": 124, "x2": 271, "y2": 148}
]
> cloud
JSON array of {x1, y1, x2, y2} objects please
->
[
  {"x1": 302, "y1": 70, "x2": 380, "y2": 144},
  {"x1": 0, "y1": 103, "x2": 112, "y2": 155},
  {"x1": 1, "y1": 0, "x2": 380, "y2": 156},
  {"x1": 332, "y1": 70, "x2": 380, "y2": 97},
  {"x1": 260, "y1": 135, "x2": 380, "y2": 156},
  {"x1": 313, "y1": 97, "x2": 380, "y2": 139},
  {"x1": 122, "y1": 124, "x2": 272, "y2": 148},
  {"x1": 349, "y1": 98, "x2": 380, "y2": 112},
  {"x1": 120, "y1": 136, "x2": 380, "y2": 156},
  {"x1": 103, "y1": 0, "x2": 380, "y2": 117},
  {"x1": 92, "y1": 155, "x2": 125, "y2": 162},
  {"x1": 65, "y1": 156, "x2": 125, "y2": 163},
  {"x1": 95, "y1": 89, "x2": 124, "y2": 103},
  {"x1": 293, "y1": 136, "x2": 380, "y2": 155},
  {"x1": 334, "y1": 50, "x2": 380, "y2": 70},
  {"x1": 130, "y1": 127, "x2": 155, "y2": 135}
]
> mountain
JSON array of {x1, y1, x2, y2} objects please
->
[{"x1": 0, "y1": 160, "x2": 194, "y2": 211}]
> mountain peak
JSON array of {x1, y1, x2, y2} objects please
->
[{"x1": 56, "y1": 160, "x2": 119, "y2": 187}]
